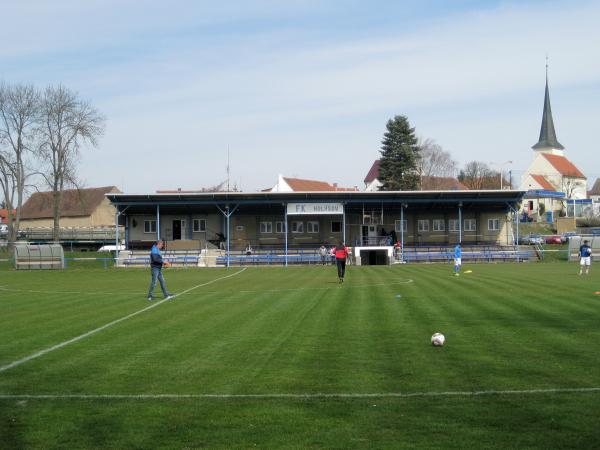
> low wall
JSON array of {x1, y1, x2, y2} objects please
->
[
  {"x1": 556, "y1": 217, "x2": 576, "y2": 234},
  {"x1": 167, "y1": 240, "x2": 203, "y2": 250}
]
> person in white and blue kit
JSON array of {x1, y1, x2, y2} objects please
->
[
  {"x1": 579, "y1": 240, "x2": 592, "y2": 276},
  {"x1": 453, "y1": 243, "x2": 462, "y2": 276},
  {"x1": 147, "y1": 240, "x2": 173, "y2": 301}
]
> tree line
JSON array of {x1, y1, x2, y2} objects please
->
[
  {"x1": 378, "y1": 115, "x2": 510, "y2": 191},
  {"x1": 0, "y1": 82, "x2": 105, "y2": 244}
]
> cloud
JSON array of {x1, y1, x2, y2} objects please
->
[{"x1": 3, "y1": 1, "x2": 600, "y2": 192}]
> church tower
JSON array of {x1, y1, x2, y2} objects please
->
[
  {"x1": 531, "y1": 64, "x2": 564, "y2": 156},
  {"x1": 520, "y1": 62, "x2": 587, "y2": 206}
]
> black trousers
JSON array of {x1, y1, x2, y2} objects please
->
[{"x1": 336, "y1": 258, "x2": 346, "y2": 279}]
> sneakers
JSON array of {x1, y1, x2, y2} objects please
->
[
  {"x1": 149, "y1": 295, "x2": 174, "y2": 300},
  {"x1": 454, "y1": 273, "x2": 460, "y2": 276}
]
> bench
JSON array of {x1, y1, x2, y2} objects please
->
[
  {"x1": 216, "y1": 253, "x2": 321, "y2": 266},
  {"x1": 15, "y1": 259, "x2": 64, "y2": 269},
  {"x1": 118, "y1": 250, "x2": 202, "y2": 267}
]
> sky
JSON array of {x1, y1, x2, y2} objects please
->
[{"x1": 2, "y1": 0, "x2": 599, "y2": 193}]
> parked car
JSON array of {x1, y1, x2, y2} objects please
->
[
  {"x1": 518, "y1": 234, "x2": 544, "y2": 245},
  {"x1": 544, "y1": 235, "x2": 562, "y2": 245},
  {"x1": 0, "y1": 224, "x2": 7, "y2": 237},
  {"x1": 98, "y1": 244, "x2": 126, "y2": 252},
  {"x1": 560, "y1": 231, "x2": 579, "y2": 243}
]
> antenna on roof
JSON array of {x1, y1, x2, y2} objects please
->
[
  {"x1": 226, "y1": 146, "x2": 230, "y2": 192},
  {"x1": 545, "y1": 54, "x2": 549, "y2": 82}
]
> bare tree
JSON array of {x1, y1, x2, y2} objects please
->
[
  {"x1": 562, "y1": 177, "x2": 582, "y2": 199},
  {"x1": 37, "y1": 85, "x2": 105, "y2": 241},
  {"x1": 458, "y1": 161, "x2": 510, "y2": 190},
  {"x1": 0, "y1": 83, "x2": 40, "y2": 245},
  {"x1": 0, "y1": 155, "x2": 16, "y2": 232},
  {"x1": 458, "y1": 161, "x2": 493, "y2": 190},
  {"x1": 418, "y1": 138, "x2": 457, "y2": 178}
]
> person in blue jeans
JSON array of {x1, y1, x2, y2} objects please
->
[{"x1": 147, "y1": 240, "x2": 173, "y2": 301}]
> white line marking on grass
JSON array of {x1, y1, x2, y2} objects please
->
[
  {"x1": 1, "y1": 387, "x2": 599, "y2": 400},
  {"x1": 0, "y1": 268, "x2": 247, "y2": 374}
]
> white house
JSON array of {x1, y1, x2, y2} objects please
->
[
  {"x1": 364, "y1": 160, "x2": 383, "y2": 191},
  {"x1": 265, "y1": 174, "x2": 358, "y2": 192}
]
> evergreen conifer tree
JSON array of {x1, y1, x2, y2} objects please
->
[{"x1": 378, "y1": 115, "x2": 420, "y2": 190}]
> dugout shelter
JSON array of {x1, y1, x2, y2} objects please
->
[{"x1": 14, "y1": 244, "x2": 65, "y2": 270}]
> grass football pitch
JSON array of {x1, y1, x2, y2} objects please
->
[{"x1": 1, "y1": 262, "x2": 599, "y2": 449}]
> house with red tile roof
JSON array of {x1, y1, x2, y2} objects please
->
[
  {"x1": 519, "y1": 70, "x2": 587, "y2": 219},
  {"x1": 264, "y1": 175, "x2": 359, "y2": 192},
  {"x1": 364, "y1": 160, "x2": 382, "y2": 191},
  {"x1": 364, "y1": 159, "x2": 466, "y2": 191}
]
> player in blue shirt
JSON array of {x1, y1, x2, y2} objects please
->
[
  {"x1": 147, "y1": 240, "x2": 173, "y2": 301},
  {"x1": 579, "y1": 240, "x2": 592, "y2": 275},
  {"x1": 453, "y1": 243, "x2": 462, "y2": 276}
]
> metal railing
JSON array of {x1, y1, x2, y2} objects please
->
[{"x1": 18, "y1": 227, "x2": 123, "y2": 242}]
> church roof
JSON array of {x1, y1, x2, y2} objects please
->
[
  {"x1": 532, "y1": 74, "x2": 564, "y2": 150},
  {"x1": 542, "y1": 154, "x2": 585, "y2": 178},
  {"x1": 530, "y1": 174, "x2": 555, "y2": 191}
]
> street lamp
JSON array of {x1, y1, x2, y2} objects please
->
[{"x1": 490, "y1": 161, "x2": 513, "y2": 190}]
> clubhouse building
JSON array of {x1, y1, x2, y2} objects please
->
[{"x1": 107, "y1": 189, "x2": 525, "y2": 252}]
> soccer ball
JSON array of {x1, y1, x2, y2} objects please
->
[{"x1": 431, "y1": 332, "x2": 445, "y2": 346}]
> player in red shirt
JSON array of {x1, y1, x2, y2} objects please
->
[{"x1": 334, "y1": 241, "x2": 350, "y2": 283}]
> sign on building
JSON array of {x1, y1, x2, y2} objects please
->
[{"x1": 286, "y1": 203, "x2": 344, "y2": 215}]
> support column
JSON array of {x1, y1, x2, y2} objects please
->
[
  {"x1": 342, "y1": 204, "x2": 346, "y2": 244},
  {"x1": 515, "y1": 203, "x2": 520, "y2": 262},
  {"x1": 401, "y1": 204, "x2": 406, "y2": 262},
  {"x1": 506, "y1": 202, "x2": 520, "y2": 262},
  {"x1": 226, "y1": 207, "x2": 230, "y2": 268},
  {"x1": 156, "y1": 204, "x2": 161, "y2": 241},
  {"x1": 124, "y1": 215, "x2": 129, "y2": 250},
  {"x1": 115, "y1": 208, "x2": 120, "y2": 262},
  {"x1": 284, "y1": 204, "x2": 288, "y2": 267},
  {"x1": 458, "y1": 202, "x2": 463, "y2": 244},
  {"x1": 216, "y1": 204, "x2": 239, "y2": 269}
]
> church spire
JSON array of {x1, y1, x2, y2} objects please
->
[{"x1": 532, "y1": 59, "x2": 564, "y2": 151}]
